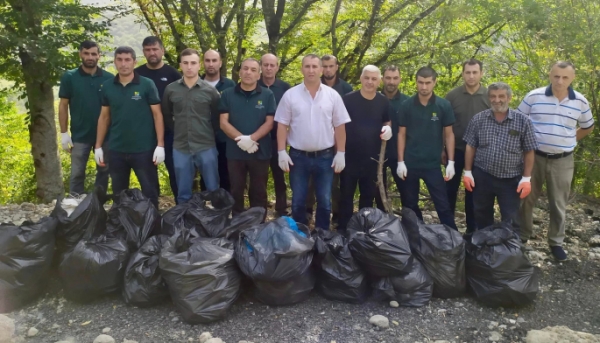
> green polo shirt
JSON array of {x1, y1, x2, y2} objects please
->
[
  {"x1": 218, "y1": 84, "x2": 276, "y2": 160},
  {"x1": 59, "y1": 66, "x2": 114, "y2": 144},
  {"x1": 321, "y1": 76, "x2": 353, "y2": 96},
  {"x1": 398, "y1": 94, "x2": 455, "y2": 169},
  {"x1": 445, "y1": 84, "x2": 490, "y2": 151},
  {"x1": 202, "y1": 75, "x2": 236, "y2": 143},
  {"x1": 382, "y1": 90, "x2": 410, "y2": 160},
  {"x1": 101, "y1": 73, "x2": 161, "y2": 153}
]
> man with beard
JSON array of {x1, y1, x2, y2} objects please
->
[
  {"x1": 135, "y1": 36, "x2": 181, "y2": 202},
  {"x1": 258, "y1": 53, "x2": 291, "y2": 216},
  {"x1": 219, "y1": 58, "x2": 276, "y2": 216},
  {"x1": 397, "y1": 66, "x2": 458, "y2": 230},
  {"x1": 59, "y1": 40, "x2": 114, "y2": 195},
  {"x1": 337, "y1": 65, "x2": 393, "y2": 233},
  {"x1": 463, "y1": 82, "x2": 537, "y2": 233},
  {"x1": 445, "y1": 59, "x2": 490, "y2": 234},
  {"x1": 162, "y1": 49, "x2": 221, "y2": 204},
  {"x1": 378, "y1": 65, "x2": 409, "y2": 207},
  {"x1": 96, "y1": 46, "x2": 165, "y2": 208},
  {"x1": 201, "y1": 49, "x2": 236, "y2": 192}
]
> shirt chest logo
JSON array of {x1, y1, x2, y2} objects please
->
[
  {"x1": 255, "y1": 100, "x2": 264, "y2": 109},
  {"x1": 431, "y1": 112, "x2": 439, "y2": 121},
  {"x1": 131, "y1": 91, "x2": 142, "y2": 100}
]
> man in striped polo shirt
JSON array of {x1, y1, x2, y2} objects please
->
[{"x1": 518, "y1": 61, "x2": 594, "y2": 261}]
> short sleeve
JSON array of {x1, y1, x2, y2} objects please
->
[
  {"x1": 332, "y1": 92, "x2": 351, "y2": 127},
  {"x1": 266, "y1": 92, "x2": 276, "y2": 116},
  {"x1": 578, "y1": 96, "x2": 595, "y2": 129},
  {"x1": 58, "y1": 72, "x2": 72, "y2": 99},
  {"x1": 441, "y1": 102, "x2": 455, "y2": 127},
  {"x1": 218, "y1": 89, "x2": 231, "y2": 114},
  {"x1": 274, "y1": 91, "x2": 292, "y2": 125},
  {"x1": 101, "y1": 81, "x2": 110, "y2": 106},
  {"x1": 147, "y1": 82, "x2": 161, "y2": 105},
  {"x1": 520, "y1": 115, "x2": 539, "y2": 152},
  {"x1": 517, "y1": 93, "x2": 533, "y2": 115},
  {"x1": 462, "y1": 116, "x2": 478, "y2": 148}
]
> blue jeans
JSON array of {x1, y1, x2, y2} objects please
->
[
  {"x1": 403, "y1": 167, "x2": 457, "y2": 230},
  {"x1": 446, "y1": 149, "x2": 476, "y2": 233},
  {"x1": 289, "y1": 147, "x2": 334, "y2": 230},
  {"x1": 109, "y1": 150, "x2": 159, "y2": 208},
  {"x1": 472, "y1": 167, "x2": 521, "y2": 233},
  {"x1": 173, "y1": 147, "x2": 219, "y2": 204},
  {"x1": 164, "y1": 130, "x2": 178, "y2": 202},
  {"x1": 70, "y1": 142, "x2": 109, "y2": 195}
]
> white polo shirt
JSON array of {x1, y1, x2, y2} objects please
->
[
  {"x1": 517, "y1": 86, "x2": 594, "y2": 153},
  {"x1": 275, "y1": 82, "x2": 351, "y2": 152}
]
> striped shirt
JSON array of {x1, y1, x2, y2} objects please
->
[{"x1": 517, "y1": 86, "x2": 594, "y2": 153}]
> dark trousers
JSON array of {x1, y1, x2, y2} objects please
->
[
  {"x1": 446, "y1": 149, "x2": 476, "y2": 233},
  {"x1": 164, "y1": 130, "x2": 178, "y2": 203},
  {"x1": 472, "y1": 167, "x2": 521, "y2": 232},
  {"x1": 227, "y1": 159, "x2": 270, "y2": 215},
  {"x1": 375, "y1": 158, "x2": 406, "y2": 210},
  {"x1": 109, "y1": 150, "x2": 160, "y2": 208},
  {"x1": 201, "y1": 140, "x2": 231, "y2": 192},
  {"x1": 403, "y1": 167, "x2": 457, "y2": 230},
  {"x1": 270, "y1": 141, "x2": 288, "y2": 214},
  {"x1": 338, "y1": 160, "x2": 379, "y2": 231}
]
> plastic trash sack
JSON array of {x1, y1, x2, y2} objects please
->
[
  {"x1": 253, "y1": 268, "x2": 315, "y2": 306},
  {"x1": 122, "y1": 235, "x2": 170, "y2": 307},
  {"x1": 59, "y1": 235, "x2": 130, "y2": 302},
  {"x1": 159, "y1": 232, "x2": 241, "y2": 323},
  {"x1": 223, "y1": 207, "x2": 266, "y2": 241},
  {"x1": 235, "y1": 217, "x2": 314, "y2": 282},
  {"x1": 371, "y1": 257, "x2": 433, "y2": 307},
  {"x1": 401, "y1": 208, "x2": 466, "y2": 298},
  {"x1": 465, "y1": 223, "x2": 539, "y2": 307},
  {"x1": 347, "y1": 208, "x2": 412, "y2": 277},
  {"x1": 106, "y1": 189, "x2": 161, "y2": 251},
  {"x1": 52, "y1": 187, "x2": 107, "y2": 254},
  {"x1": 312, "y1": 228, "x2": 368, "y2": 303},
  {"x1": 0, "y1": 217, "x2": 57, "y2": 312}
]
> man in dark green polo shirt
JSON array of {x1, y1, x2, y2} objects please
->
[
  {"x1": 58, "y1": 40, "x2": 114, "y2": 195},
  {"x1": 163, "y1": 48, "x2": 221, "y2": 204},
  {"x1": 376, "y1": 65, "x2": 410, "y2": 208},
  {"x1": 200, "y1": 49, "x2": 236, "y2": 193},
  {"x1": 445, "y1": 58, "x2": 490, "y2": 234},
  {"x1": 95, "y1": 46, "x2": 165, "y2": 208},
  {"x1": 259, "y1": 53, "x2": 291, "y2": 216},
  {"x1": 397, "y1": 66, "x2": 458, "y2": 230},
  {"x1": 219, "y1": 58, "x2": 276, "y2": 216}
]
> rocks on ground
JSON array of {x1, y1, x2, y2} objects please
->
[
  {"x1": 93, "y1": 334, "x2": 116, "y2": 343},
  {"x1": 0, "y1": 314, "x2": 15, "y2": 343},
  {"x1": 526, "y1": 326, "x2": 600, "y2": 343},
  {"x1": 368, "y1": 315, "x2": 389, "y2": 329}
]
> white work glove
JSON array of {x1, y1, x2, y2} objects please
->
[
  {"x1": 444, "y1": 160, "x2": 455, "y2": 181},
  {"x1": 153, "y1": 146, "x2": 165, "y2": 165},
  {"x1": 94, "y1": 147, "x2": 105, "y2": 166},
  {"x1": 235, "y1": 135, "x2": 257, "y2": 151},
  {"x1": 463, "y1": 170, "x2": 475, "y2": 192},
  {"x1": 331, "y1": 151, "x2": 346, "y2": 173},
  {"x1": 380, "y1": 125, "x2": 392, "y2": 141},
  {"x1": 278, "y1": 150, "x2": 293, "y2": 172},
  {"x1": 61, "y1": 132, "x2": 73, "y2": 152},
  {"x1": 396, "y1": 161, "x2": 407, "y2": 180},
  {"x1": 247, "y1": 142, "x2": 259, "y2": 154}
]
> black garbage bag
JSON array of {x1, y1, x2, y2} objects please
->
[
  {"x1": 371, "y1": 257, "x2": 433, "y2": 307},
  {"x1": 347, "y1": 208, "x2": 412, "y2": 277},
  {"x1": 465, "y1": 223, "x2": 539, "y2": 307},
  {"x1": 223, "y1": 207, "x2": 266, "y2": 241},
  {"x1": 253, "y1": 268, "x2": 315, "y2": 306},
  {"x1": 106, "y1": 189, "x2": 161, "y2": 251},
  {"x1": 401, "y1": 208, "x2": 466, "y2": 298},
  {"x1": 0, "y1": 217, "x2": 57, "y2": 312},
  {"x1": 59, "y1": 235, "x2": 130, "y2": 302},
  {"x1": 159, "y1": 232, "x2": 241, "y2": 323},
  {"x1": 122, "y1": 235, "x2": 170, "y2": 307},
  {"x1": 196, "y1": 189, "x2": 235, "y2": 237},
  {"x1": 235, "y1": 217, "x2": 314, "y2": 282},
  {"x1": 52, "y1": 187, "x2": 107, "y2": 254},
  {"x1": 312, "y1": 228, "x2": 368, "y2": 303}
]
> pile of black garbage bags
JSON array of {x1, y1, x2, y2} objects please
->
[{"x1": 0, "y1": 189, "x2": 540, "y2": 321}]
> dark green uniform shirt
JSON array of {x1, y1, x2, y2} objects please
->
[
  {"x1": 202, "y1": 75, "x2": 236, "y2": 143},
  {"x1": 382, "y1": 90, "x2": 410, "y2": 160},
  {"x1": 218, "y1": 84, "x2": 276, "y2": 161},
  {"x1": 101, "y1": 73, "x2": 161, "y2": 153},
  {"x1": 321, "y1": 76, "x2": 353, "y2": 96},
  {"x1": 58, "y1": 66, "x2": 114, "y2": 144},
  {"x1": 398, "y1": 94, "x2": 455, "y2": 169},
  {"x1": 445, "y1": 84, "x2": 490, "y2": 151},
  {"x1": 162, "y1": 78, "x2": 221, "y2": 154},
  {"x1": 258, "y1": 77, "x2": 291, "y2": 140}
]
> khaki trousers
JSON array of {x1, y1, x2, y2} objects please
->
[{"x1": 519, "y1": 153, "x2": 574, "y2": 246}]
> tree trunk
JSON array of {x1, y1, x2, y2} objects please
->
[{"x1": 21, "y1": 53, "x2": 64, "y2": 203}]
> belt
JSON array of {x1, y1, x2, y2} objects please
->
[
  {"x1": 535, "y1": 150, "x2": 573, "y2": 159},
  {"x1": 290, "y1": 147, "x2": 334, "y2": 157}
]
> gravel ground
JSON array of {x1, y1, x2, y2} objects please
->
[{"x1": 2, "y1": 195, "x2": 600, "y2": 343}]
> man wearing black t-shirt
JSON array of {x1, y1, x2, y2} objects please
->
[
  {"x1": 337, "y1": 65, "x2": 393, "y2": 232},
  {"x1": 135, "y1": 36, "x2": 182, "y2": 203}
]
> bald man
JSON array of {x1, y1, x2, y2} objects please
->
[{"x1": 259, "y1": 53, "x2": 291, "y2": 216}]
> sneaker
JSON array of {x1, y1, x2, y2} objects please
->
[{"x1": 550, "y1": 246, "x2": 568, "y2": 261}]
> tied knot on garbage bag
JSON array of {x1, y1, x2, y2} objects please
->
[{"x1": 465, "y1": 222, "x2": 539, "y2": 307}]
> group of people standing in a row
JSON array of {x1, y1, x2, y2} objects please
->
[{"x1": 59, "y1": 36, "x2": 594, "y2": 262}]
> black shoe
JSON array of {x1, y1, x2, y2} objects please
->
[
  {"x1": 521, "y1": 239, "x2": 528, "y2": 244},
  {"x1": 331, "y1": 213, "x2": 339, "y2": 224},
  {"x1": 550, "y1": 246, "x2": 568, "y2": 261}
]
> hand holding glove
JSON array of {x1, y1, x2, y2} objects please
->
[
  {"x1": 331, "y1": 151, "x2": 346, "y2": 173},
  {"x1": 463, "y1": 170, "x2": 475, "y2": 192},
  {"x1": 278, "y1": 150, "x2": 293, "y2": 172},
  {"x1": 94, "y1": 147, "x2": 105, "y2": 166},
  {"x1": 153, "y1": 146, "x2": 165, "y2": 165},
  {"x1": 61, "y1": 132, "x2": 73, "y2": 152},
  {"x1": 380, "y1": 125, "x2": 392, "y2": 141},
  {"x1": 247, "y1": 142, "x2": 259, "y2": 154},
  {"x1": 235, "y1": 135, "x2": 257, "y2": 151},
  {"x1": 517, "y1": 176, "x2": 531, "y2": 199},
  {"x1": 444, "y1": 160, "x2": 455, "y2": 181},
  {"x1": 396, "y1": 161, "x2": 407, "y2": 180}
]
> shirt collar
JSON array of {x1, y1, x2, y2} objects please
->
[
  {"x1": 78, "y1": 65, "x2": 104, "y2": 77},
  {"x1": 321, "y1": 75, "x2": 341, "y2": 86},
  {"x1": 413, "y1": 93, "x2": 437, "y2": 106},
  {"x1": 461, "y1": 83, "x2": 486, "y2": 95},
  {"x1": 259, "y1": 77, "x2": 282, "y2": 88},
  {"x1": 177, "y1": 77, "x2": 204, "y2": 87},
  {"x1": 234, "y1": 82, "x2": 262, "y2": 94},
  {"x1": 485, "y1": 108, "x2": 516, "y2": 120},
  {"x1": 201, "y1": 74, "x2": 225, "y2": 86},
  {"x1": 381, "y1": 90, "x2": 403, "y2": 100},
  {"x1": 545, "y1": 85, "x2": 576, "y2": 100},
  {"x1": 113, "y1": 72, "x2": 140, "y2": 84}
]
